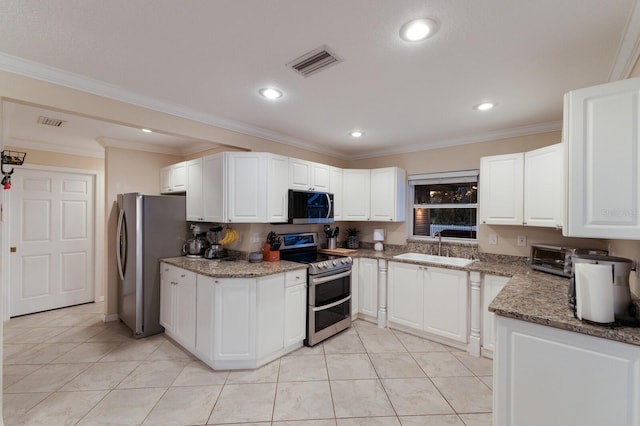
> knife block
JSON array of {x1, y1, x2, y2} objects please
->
[{"x1": 263, "y1": 243, "x2": 280, "y2": 262}]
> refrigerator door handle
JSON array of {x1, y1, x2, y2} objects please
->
[{"x1": 116, "y1": 206, "x2": 126, "y2": 281}]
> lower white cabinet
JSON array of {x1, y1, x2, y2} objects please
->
[
  {"x1": 161, "y1": 263, "x2": 306, "y2": 370},
  {"x1": 357, "y1": 257, "x2": 378, "y2": 319},
  {"x1": 388, "y1": 261, "x2": 469, "y2": 344},
  {"x1": 495, "y1": 316, "x2": 640, "y2": 426},
  {"x1": 481, "y1": 274, "x2": 509, "y2": 356},
  {"x1": 284, "y1": 270, "x2": 307, "y2": 347},
  {"x1": 159, "y1": 263, "x2": 197, "y2": 351}
]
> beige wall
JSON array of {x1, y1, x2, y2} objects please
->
[{"x1": 4, "y1": 145, "x2": 104, "y2": 172}]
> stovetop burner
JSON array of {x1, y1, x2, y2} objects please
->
[{"x1": 279, "y1": 232, "x2": 353, "y2": 275}]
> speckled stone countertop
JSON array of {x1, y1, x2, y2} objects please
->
[{"x1": 161, "y1": 256, "x2": 307, "y2": 278}]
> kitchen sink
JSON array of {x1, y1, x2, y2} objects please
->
[{"x1": 393, "y1": 252, "x2": 476, "y2": 267}]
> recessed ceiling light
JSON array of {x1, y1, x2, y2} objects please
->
[
  {"x1": 141, "y1": 128, "x2": 152, "y2": 133},
  {"x1": 399, "y1": 18, "x2": 438, "y2": 42},
  {"x1": 350, "y1": 130, "x2": 364, "y2": 138},
  {"x1": 474, "y1": 102, "x2": 496, "y2": 111},
  {"x1": 259, "y1": 87, "x2": 284, "y2": 100}
]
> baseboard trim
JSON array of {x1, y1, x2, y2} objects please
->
[{"x1": 103, "y1": 313, "x2": 118, "y2": 323}]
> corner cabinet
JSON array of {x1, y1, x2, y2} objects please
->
[
  {"x1": 387, "y1": 261, "x2": 469, "y2": 345},
  {"x1": 564, "y1": 77, "x2": 640, "y2": 239},
  {"x1": 480, "y1": 144, "x2": 563, "y2": 228}
]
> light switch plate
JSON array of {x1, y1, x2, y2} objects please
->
[
  {"x1": 488, "y1": 234, "x2": 497, "y2": 245},
  {"x1": 517, "y1": 235, "x2": 527, "y2": 247}
]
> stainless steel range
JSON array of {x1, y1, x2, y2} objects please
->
[{"x1": 279, "y1": 232, "x2": 353, "y2": 346}]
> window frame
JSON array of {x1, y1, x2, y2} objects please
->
[{"x1": 408, "y1": 170, "x2": 479, "y2": 242}]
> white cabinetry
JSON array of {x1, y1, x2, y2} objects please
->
[
  {"x1": 289, "y1": 158, "x2": 331, "y2": 191},
  {"x1": 330, "y1": 167, "x2": 343, "y2": 220},
  {"x1": 480, "y1": 153, "x2": 524, "y2": 225},
  {"x1": 267, "y1": 154, "x2": 289, "y2": 222},
  {"x1": 370, "y1": 167, "x2": 406, "y2": 222},
  {"x1": 284, "y1": 270, "x2": 307, "y2": 347},
  {"x1": 186, "y1": 155, "x2": 224, "y2": 222},
  {"x1": 226, "y1": 152, "x2": 268, "y2": 223},
  {"x1": 256, "y1": 274, "x2": 285, "y2": 359},
  {"x1": 495, "y1": 316, "x2": 640, "y2": 426},
  {"x1": 481, "y1": 274, "x2": 509, "y2": 357},
  {"x1": 524, "y1": 144, "x2": 563, "y2": 227},
  {"x1": 159, "y1": 263, "x2": 196, "y2": 351},
  {"x1": 357, "y1": 257, "x2": 378, "y2": 319},
  {"x1": 342, "y1": 169, "x2": 371, "y2": 221},
  {"x1": 564, "y1": 77, "x2": 640, "y2": 239},
  {"x1": 160, "y1": 161, "x2": 186, "y2": 194},
  {"x1": 480, "y1": 144, "x2": 562, "y2": 228},
  {"x1": 388, "y1": 261, "x2": 468, "y2": 344}
]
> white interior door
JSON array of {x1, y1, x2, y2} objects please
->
[{"x1": 10, "y1": 168, "x2": 95, "y2": 316}]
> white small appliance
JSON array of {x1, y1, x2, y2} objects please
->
[
  {"x1": 373, "y1": 228, "x2": 385, "y2": 251},
  {"x1": 570, "y1": 254, "x2": 638, "y2": 325}
]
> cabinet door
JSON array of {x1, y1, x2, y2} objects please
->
[
  {"x1": 284, "y1": 280, "x2": 307, "y2": 347},
  {"x1": 350, "y1": 258, "x2": 359, "y2": 317},
  {"x1": 310, "y1": 162, "x2": 331, "y2": 191},
  {"x1": 481, "y1": 274, "x2": 509, "y2": 354},
  {"x1": 330, "y1": 167, "x2": 343, "y2": 220},
  {"x1": 370, "y1": 167, "x2": 406, "y2": 222},
  {"x1": 267, "y1": 154, "x2": 289, "y2": 222},
  {"x1": 174, "y1": 269, "x2": 197, "y2": 350},
  {"x1": 186, "y1": 158, "x2": 204, "y2": 221},
  {"x1": 342, "y1": 169, "x2": 371, "y2": 221},
  {"x1": 195, "y1": 275, "x2": 215, "y2": 362},
  {"x1": 358, "y1": 258, "x2": 378, "y2": 318},
  {"x1": 172, "y1": 162, "x2": 186, "y2": 192},
  {"x1": 479, "y1": 153, "x2": 524, "y2": 225},
  {"x1": 256, "y1": 274, "x2": 285, "y2": 358},
  {"x1": 214, "y1": 278, "x2": 256, "y2": 361},
  {"x1": 564, "y1": 78, "x2": 640, "y2": 239},
  {"x1": 160, "y1": 166, "x2": 173, "y2": 194},
  {"x1": 289, "y1": 158, "x2": 312, "y2": 190},
  {"x1": 159, "y1": 263, "x2": 176, "y2": 333},
  {"x1": 524, "y1": 144, "x2": 562, "y2": 228},
  {"x1": 202, "y1": 154, "x2": 224, "y2": 222},
  {"x1": 226, "y1": 152, "x2": 267, "y2": 222},
  {"x1": 423, "y1": 267, "x2": 468, "y2": 343},
  {"x1": 388, "y1": 262, "x2": 423, "y2": 329}
]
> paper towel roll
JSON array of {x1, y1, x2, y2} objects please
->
[{"x1": 575, "y1": 263, "x2": 615, "y2": 324}]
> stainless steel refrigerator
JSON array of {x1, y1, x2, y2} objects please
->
[{"x1": 116, "y1": 193, "x2": 186, "y2": 338}]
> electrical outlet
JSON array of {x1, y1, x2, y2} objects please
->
[
  {"x1": 488, "y1": 234, "x2": 498, "y2": 245},
  {"x1": 251, "y1": 232, "x2": 261, "y2": 243},
  {"x1": 517, "y1": 235, "x2": 527, "y2": 247}
]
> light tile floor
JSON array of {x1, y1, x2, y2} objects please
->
[{"x1": 3, "y1": 302, "x2": 493, "y2": 425}]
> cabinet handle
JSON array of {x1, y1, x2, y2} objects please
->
[
  {"x1": 482, "y1": 221, "x2": 486, "y2": 224},
  {"x1": 523, "y1": 222, "x2": 527, "y2": 225},
  {"x1": 214, "y1": 280, "x2": 219, "y2": 283},
  {"x1": 180, "y1": 274, "x2": 186, "y2": 278}
]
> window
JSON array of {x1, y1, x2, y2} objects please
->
[{"x1": 409, "y1": 170, "x2": 478, "y2": 240}]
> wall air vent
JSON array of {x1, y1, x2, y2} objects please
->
[
  {"x1": 37, "y1": 116, "x2": 66, "y2": 127},
  {"x1": 287, "y1": 46, "x2": 342, "y2": 77}
]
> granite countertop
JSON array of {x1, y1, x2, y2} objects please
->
[{"x1": 161, "y1": 256, "x2": 307, "y2": 278}]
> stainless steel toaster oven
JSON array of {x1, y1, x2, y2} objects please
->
[{"x1": 529, "y1": 244, "x2": 608, "y2": 277}]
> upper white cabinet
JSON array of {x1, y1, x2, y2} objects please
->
[
  {"x1": 370, "y1": 167, "x2": 406, "y2": 222},
  {"x1": 480, "y1": 144, "x2": 562, "y2": 228},
  {"x1": 160, "y1": 161, "x2": 186, "y2": 194},
  {"x1": 330, "y1": 167, "x2": 343, "y2": 220},
  {"x1": 564, "y1": 77, "x2": 640, "y2": 239},
  {"x1": 342, "y1": 167, "x2": 406, "y2": 222},
  {"x1": 524, "y1": 144, "x2": 563, "y2": 227},
  {"x1": 187, "y1": 152, "x2": 288, "y2": 223},
  {"x1": 289, "y1": 158, "x2": 331, "y2": 191},
  {"x1": 480, "y1": 153, "x2": 524, "y2": 225}
]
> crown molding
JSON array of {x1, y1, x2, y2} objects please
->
[
  {"x1": 609, "y1": 0, "x2": 640, "y2": 80},
  {"x1": 348, "y1": 120, "x2": 563, "y2": 161},
  {"x1": 6, "y1": 137, "x2": 105, "y2": 159},
  {"x1": 0, "y1": 52, "x2": 348, "y2": 159}
]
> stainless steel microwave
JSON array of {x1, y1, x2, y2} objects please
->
[{"x1": 288, "y1": 190, "x2": 334, "y2": 224}]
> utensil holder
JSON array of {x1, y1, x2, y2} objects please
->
[
  {"x1": 263, "y1": 243, "x2": 280, "y2": 262},
  {"x1": 328, "y1": 237, "x2": 337, "y2": 250}
]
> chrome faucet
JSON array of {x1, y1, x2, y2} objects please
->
[{"x1": 434, "y1": 230, "x2": 444, "y2": 256}]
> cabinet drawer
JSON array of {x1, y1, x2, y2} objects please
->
[{"x1": 285, "y1": 270, "x2": 307, "y2": 287}]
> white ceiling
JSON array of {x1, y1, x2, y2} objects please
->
[{"x1": 0, "y1": 0, "x2": 637, "y2": 160}]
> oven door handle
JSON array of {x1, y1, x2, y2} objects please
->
[
  {"x1": 313, "y1": 295, "x2": 351, "y2": 312},
  {"x1": 310, "y1": 269, "x2": 352, "y2": 285}
]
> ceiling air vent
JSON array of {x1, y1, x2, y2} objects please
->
[
  {"x1": 287, "y1": 46, "x2": 342, "y2": 77},
  {"x1": 37, "y1": 116, "x2": 66, "y2": 127}
]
